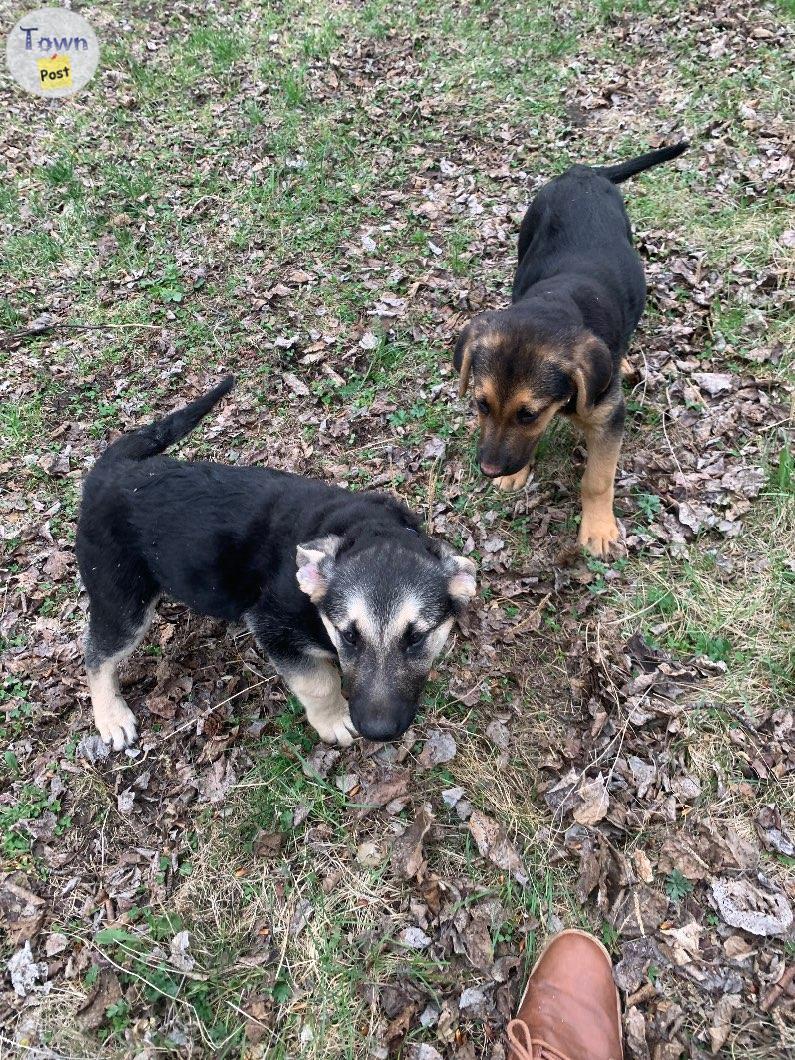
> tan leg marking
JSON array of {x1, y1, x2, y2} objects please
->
[
  {"x1": 85, "y1": 600, "x2": 159, "y2": 751},
  {"x1": 284, "y1": 660, "x2": 358, "y2": 747},
  {"x1": 87, "y1": 659, "x2": 138, "y2": 751},
  {"x1": 493, "y1": 463, "x2": 534, "y2": 492},
  {"x1": 578, "y1": 425, "x2": 622, "y2": 558}
]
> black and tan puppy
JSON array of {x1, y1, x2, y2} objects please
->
[
  {"x1": 76, "y1": 380, "x2": 476, "y2": 750},
  {"x1": 455, "y1": 142, "x2": 688, "y2": 556}
]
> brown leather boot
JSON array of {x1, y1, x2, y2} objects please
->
[{"x1": 506, "y1": 929, "x2": 623, "y2": 1060}]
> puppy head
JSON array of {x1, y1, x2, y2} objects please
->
[
  {"x1": 297, "y1": 535, "x2": 476, "y2": 741},
  {"x1": 455, "y1": 312, "x2": 613, "y2": 478}
]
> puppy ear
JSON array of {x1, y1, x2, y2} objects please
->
[
  {"x1": 448, "y1": 560, "x2": 477, "y2": 607},
  {"x1": 432, "y1": 542, "x2": 477, "y2": 607},
  {"x1": 453, "y1": 327, "x2": 475, "y2": 397},
  {"x1": 571, "y1": 337, "x2": 613, "y2": 418},
  {"x1": 296, "y1": 535, "x2": 341, "y2": 602}
]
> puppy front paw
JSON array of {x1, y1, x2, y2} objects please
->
[
  {"x1": 309, "y1": 700, "x2": 359, "y2": 747},
  {"x1": 493, "y1": 465, "x2": 534, "y2": 492},
  {"x1": 95, "y1": 697, "x2": 138, "y2": 750},
  {"x1": 578, "y1": 511, "x2": 622, "y2": 558}
]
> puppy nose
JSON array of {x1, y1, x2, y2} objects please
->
[
  {"x1": 357, "y1": 717, "x2": 402, "y2": 743},
  {"x1": 480, "y1": 461, "x2": 503, "y2": 478}
]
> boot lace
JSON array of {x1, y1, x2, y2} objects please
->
[{"x1": 507, "y1": 1019, "x2": 572, "y2": 1060}]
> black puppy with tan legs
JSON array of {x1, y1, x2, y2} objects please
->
[{"x1": 455, "y1": 142, "x2": 688, "y2": 557}]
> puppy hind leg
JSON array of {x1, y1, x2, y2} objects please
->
[
  {"x1": 86, "y1": 657, "x2": 137, "y2": 751},
  {"x1": 85, "y1": 598, "x2": 157, "y2": 750}
]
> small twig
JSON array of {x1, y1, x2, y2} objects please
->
[
  {"x1": 2, "y1": 321, "x2": 161, "y2": 346},
  {"x1": 630, "y1": 344, "x2": 650, "y2": 410},
  {"x1": 161, "y1": 677, "x2": 272, "y2": 742},
  {"x1": 426, "y1": 459, "x2": 439, "y2": 526},
  {"x1": 759, "y1": 418, "x2": 793, "y2": 432},
  {"x1": 346, "y1": 437, "x2": 397, "y2": 455},
  {"x1": 0, "y1": 1033, "x2": 87, "y2": 1060},
  {"x1": 626, "y1": 982, "x2": 659, "y2": 1007},
  {"x1": 761, "y1": 964, "x2": 794, "y2": 1013},
  {"x1": 75, "y1": 935, "x2": 218, "y2": 1049},
  {"x1": 356, "y1": 339, "x2": 385, "y2": 389},
  {"x1": 504, "y1": 592, "x2": 552, "y2": 638},
  {"x1": 661, "y1": 390, "x2": 684, "y2": 479},
  {"x1": 601, "y1": 593, "x2": 672, "y2": 627},
  {"x1": 225, "y1": 997, "x2": 274, "y2": 1035},
  {"x1": 440, "y1": 675, "x2": 489, "y2": 712}
]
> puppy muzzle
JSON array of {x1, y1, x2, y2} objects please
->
[
  {"x1": 349, "y1": 694, "x2": 416, "y2": 743},
  {"x1": 478, "y1": 437, "x2": 539, "y2": 478},
  {"x1": 480, "y1": 461, "x2": 504, "y2": 478},
  {"x1": 479, "y1": 453, "x2": 532, "y2": 478}
]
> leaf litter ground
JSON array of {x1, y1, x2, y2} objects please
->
[{"x1": 0, "y1": 1, "x2": 793, "y2": 1057}]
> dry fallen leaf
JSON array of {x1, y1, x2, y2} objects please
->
[
  {"x1": 44, "y1": 932, "x2": 68, "y2": 957},
  {"x1": 42, "y1": 549, "x2": 71, "y2": 580},
  {"x1": 356, "y1": 840, "x2": 385, "y2": 868},
  {"x1": 399, "y1": 926, "x2": 431, "y2": 949},
  {"x1": 610, "y1": 885, "x2": 669, "y2": 939},
  {"x1": 456, "y1": 900, "x2": 497, "y2": 971},
  {"x1": 421, "y1": 436, "x2": 446, "y2": 461},
  {"x1": 289, "y1": 899, "x2": 313, "y2": 937},
  {"x1": 468, "y1": 811, "x2": 528, "y2": 884},
  {"x1": 243, "y1": 996, "x2": 273, "y2": 1045},
  {"x1": 708, "y1": 994, "x2": 742, "y2": 1054},
  {"x1": 710, "y1": 876, "x2": 793, "y2": 937},
  {"x1": 391, "y1": 808, "x2": 433, "y2": 881},
  {"x1": 633, "y1": 850, "x2": 654, "y2": 885},
  {"x1": 755, "y1": 805, "x2": 794, "y2": 857},
  {"x1": 692, "y1": 371, "x2": 734, "y2": 395},
  {"x1": 7, "y1": 941, "x2": 48, "y2": 998},
  {"x1": 572, "y1": 773, "x2": 609, "y2": 825},
  {"x1": 417, "y1": 728, "x2": 457, "y2": 769},
  {"x1": 77, "y1": 968, "x2": 122, "y2": 1028},
  {"x1": 355, "y1": 768, "x2": 411, "y2": 815},
  {"x1": 614, "y1": 937, "x2": 669, "y2": 995},
  {"x1": 302, "y1": 744, "x2": 340, "y2": 780},
  {"x1": 0, "y1": 874, "x2": 46, "y2": 945},
  {"x1": 170, "y1": 930, "x2": 195, "y2": 972},
  {"x1": 282, "y1": 372, "x2": 310, "y2": 397},
  {"x1": 660, "y1": 921, "x2": 703, "y2": 965},
  {"x1": 623, "y1": 1005, "x2": 648, "y2": 1058},
  {"x1": 408, "y1": 1045, "x2": 444, "y2": 1060},
  {"x1": 252, "y1": 830, "x2": 285, "y2": 858}
]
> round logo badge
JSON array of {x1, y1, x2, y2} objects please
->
[{"x1": 6, "y1": 7, "x2": 99, "y2": 97}]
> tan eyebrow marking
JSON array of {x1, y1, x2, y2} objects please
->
[
  {"x1": 502, "y1": 389, "x2": 547, "y2": 419},
  {"x1": 475, "y1": 377, "x2": 500, "y2": 407},
  {"x1": 384, "y1": 596, "x2": 421, "y2": 642},
  {"x1": 347, "y1": 595, "x2": 425, "y2": 645},
  {"x1": 347, "y1": 597, "x2": 379, "y2": 641}
]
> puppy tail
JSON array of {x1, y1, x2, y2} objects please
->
[
  {"x1": 98, "y1": 376, "x2": 235, "y2": 464},
  {"x1": 598, "y1": 141, "x2": 689, "y2": 184}
]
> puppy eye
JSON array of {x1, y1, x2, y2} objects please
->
[
  {"x1": 341, "y1": 626, "x2": 359, "y2": 646},
  {"x1": 405, "y1": 627, "x2": 427, "y2": 648},
  {"x1": 476, "y1": 397, "x2": 490, "y2": 416},
  {"x1": 516, "y1": 407, "x2": 538, "y2": 426}
]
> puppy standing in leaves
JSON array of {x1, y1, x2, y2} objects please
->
[
  {"x1": 455, "y1": 141, "x2": 688, "y2": 556},
  {"x1": 76, "y1": 379, "x2": 476, "y2": 751}
]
